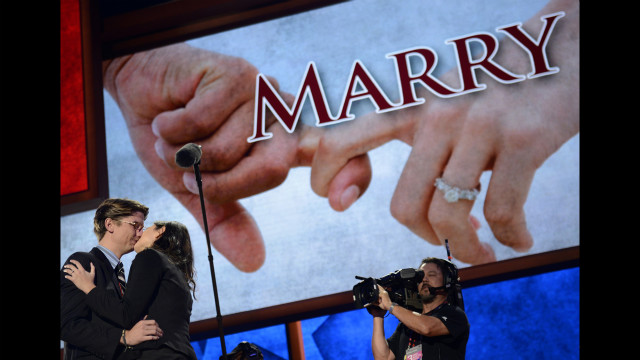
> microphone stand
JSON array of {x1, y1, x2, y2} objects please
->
[{"x1": 193, "y1": 161, "x2": 228, "y2": 359}]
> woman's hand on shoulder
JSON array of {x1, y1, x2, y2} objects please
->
[{"x1": 63, "y1": 259, "x2": 97, "y2": 294}]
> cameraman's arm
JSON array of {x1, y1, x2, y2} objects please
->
[
  {"x1": 388, "y1": 305, "x2": 449, "y2": 337},
  {"x1": 377, "y1": 285, "x2": 449, "y2": 337},
  {"x1": 370, "y1": 311, "x2": 394, "y2": 360}
]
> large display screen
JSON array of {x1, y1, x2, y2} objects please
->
[{"x1": 60, "y1": 0, "x2": 579, "y2": 324}]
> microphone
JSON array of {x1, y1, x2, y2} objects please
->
[
  {"x1": 175, "y1": 143, "x2": 202, "y2": 168},
  {"x1": 174, "y1": 142, "x2": 228, "y2": 357},
  {"x1": 427, "y1": 286, "x2": 448, "y2": 295}
]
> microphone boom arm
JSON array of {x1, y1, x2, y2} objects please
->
[{"x1": 193, "y1": 161, "x2": 228, "y2": 359}]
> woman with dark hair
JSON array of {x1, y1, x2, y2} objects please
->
[{"x1": 64, "y1": 221, "x2": 198, "y2": 359}]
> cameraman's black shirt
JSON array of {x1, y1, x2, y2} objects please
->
[{"x1": 387, "y1": 303, "x2": 469, "y2": 359}]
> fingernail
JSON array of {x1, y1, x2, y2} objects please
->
[
  {"x1": 340, "y1": 185, "x2": 360, "y2": 210},
  {"x1": 154, "y1": 140, "x2": 164, "y2": 159},
  {"x1": 151, "y1": 120, "x2": 160, "y2": 137},
  {"x1": 183, "y1": 173, "x2": 199, "y2": 194},
  {"x1": 469, "y1": 215, "x2": 481, "y2": 231},
  {"x1": 481, "y1": 242, "x2": 497, "y2": 262}
]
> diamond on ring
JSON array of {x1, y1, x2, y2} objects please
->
[{"x1": 434, "y1": 178, "x2": 480, "y2": 203}]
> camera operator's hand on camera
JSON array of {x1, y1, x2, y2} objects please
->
[
  {"x1": 365, "y1": 304, "x2": 387, "y2": 318},
  {"x1": 363, "y1": 285, "x2": 392, "y2": 317},
  {"x1": 375, "y1": 285, "x2": 392, "y2": 311}
]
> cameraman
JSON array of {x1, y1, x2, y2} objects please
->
[{"x1": 367, "y1": 258, "x2": 469, "y2": 359}]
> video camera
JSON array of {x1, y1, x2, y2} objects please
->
[
  {"x1": 352, "y1": 268, "x2": 425, "y2": 312},
  {"x1": 353, "y1": 239, "x2": 465, "y2": 311}
]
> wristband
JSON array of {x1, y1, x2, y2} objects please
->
[
  {"x1": 122, "y1": 329, "x2": 133, "y2": 351},
  {"x1": 389, "y1": 302, "x2": 398, "y2": 315}
]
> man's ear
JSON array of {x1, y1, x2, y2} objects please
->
[{"x1": 105, "y1": 218, "x2": 115, "y2": 233}]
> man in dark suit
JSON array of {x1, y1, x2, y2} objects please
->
[{"x1": 61, "y1": 198, "x2": 163, "y2": 359}]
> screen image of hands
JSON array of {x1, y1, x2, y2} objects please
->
[
  {"x1": 102, "y1": 0, "x2": 578, "y2": 271},
  {"x1": 103, "y1": 43, "x2": 307, "y2": 272},
  {"x1": 310, "y1": 0, "x2": 579, "y2": 265}
]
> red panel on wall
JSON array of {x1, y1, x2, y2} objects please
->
[{"x1": 60, "y1": 0, "x2": 89, "y2": 196}]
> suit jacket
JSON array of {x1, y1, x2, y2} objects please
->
[
  {"x1": 85, "y1": 248, "x2": 197, "y2": 359},
  {"x1": 61, "y1": 247, "x2": 126, "y2": 359}
]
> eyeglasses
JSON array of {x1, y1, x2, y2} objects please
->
[{"x1": 118, "y1": 220, "x2": 146, "y2": 232}]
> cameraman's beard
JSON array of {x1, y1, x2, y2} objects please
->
[{"x1": 419, "y1": 293, "x2": 436, "y2": 304}]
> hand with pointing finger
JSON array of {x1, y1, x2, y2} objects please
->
[{"x1": 307, "y1": 0, "x2": 579, "y2": 264}]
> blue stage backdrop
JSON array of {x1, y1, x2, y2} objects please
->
[{"x1": 192, "y1": 266, "x2": 579, "y2": 359}]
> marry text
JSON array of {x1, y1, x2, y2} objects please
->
[{"x1": 248, "y1": 12, "x2": 565, "y2": 143}]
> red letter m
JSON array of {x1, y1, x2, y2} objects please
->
[{"x1": 248, "y1": 62, "x2": 337, "y2": 143}]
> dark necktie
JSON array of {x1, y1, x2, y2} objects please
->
[{"x1": 115, "y1": 262, "x2": 126, "y2": 296}]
